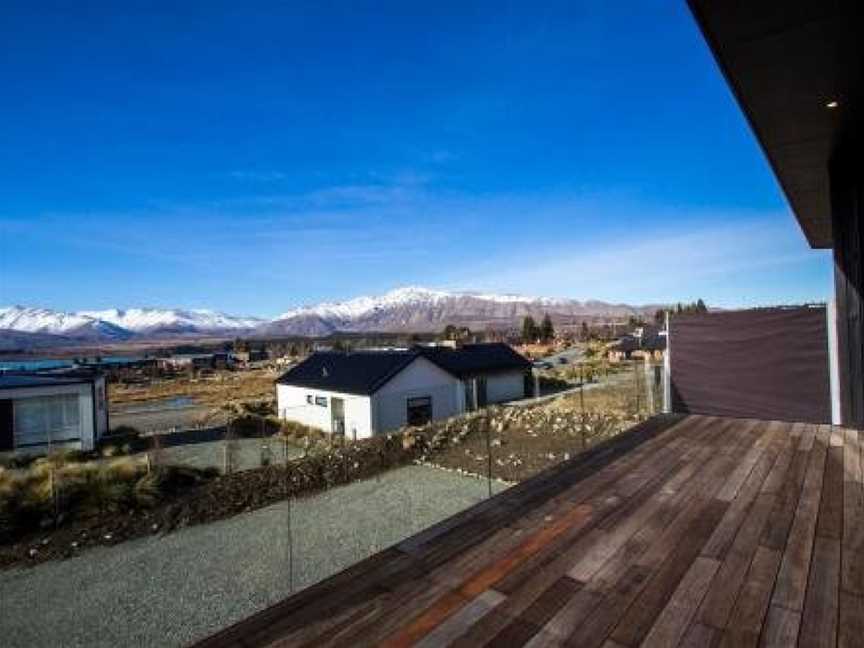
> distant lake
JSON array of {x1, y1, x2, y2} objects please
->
[{"x1": 0, "y1": 356, "x2": 145, "y2": 372}]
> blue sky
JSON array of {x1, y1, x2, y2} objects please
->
[{"x1": 0, "y1": 1, "x2": 832, "y2": 317}]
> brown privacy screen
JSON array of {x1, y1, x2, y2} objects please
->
[{"x1": 670, "y1": 306, "x2": 831, "y2": 424}]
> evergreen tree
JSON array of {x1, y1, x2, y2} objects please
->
[
  {"x1": 540, "y1": 313, "x2": 555, "y2": 342},
  {"x1": 580, "y1": 321, "x2": 590, "y2": 341},
  {"x1": 522, "y1": 316, "x2": 538, "y2": 343},
  {"x1": 696, "y1": 298, "x2": 708, "y2": 313}
]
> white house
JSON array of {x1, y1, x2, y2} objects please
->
[
  {"x1": 275, "y1": 343, "x2": 531, "y2": 439},
  {"x1": 0, "y1": 371, "x2": 109, "y2": 455}
]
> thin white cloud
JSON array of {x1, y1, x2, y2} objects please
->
[
  {"x1": 227, "y1": 170, "x2": 289, "y2": 182},
  {"x1": 456, "y1": 216, "x2": 831, "y2": 307}
]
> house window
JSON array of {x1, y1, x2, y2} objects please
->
[
  {"x1": 407, "y1": 396, "x2": 432, "y2": 427},
  {"x1": 306, "y1": 395, "x2": 313, "y2": 404},
  {"x1": 13, "y1": 394, "x2": 81, "y2": 447},
  {"x1": 315, "y1": 396, "x2": 328, "y2": 407}
]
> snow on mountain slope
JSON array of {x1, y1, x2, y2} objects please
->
[
  {"x1": 0, "y1": 305, "x2": 263, "y2": 341},
  {"x1": 0, "y1": 306, "x2": 132, "y2": 340},
  {"x1": 1, "y1": 286, "x2": 666, "y2": 345},
  {"x1": 267, "y1": 286, "x2": 662, "y2": 335},
  {"x1": 277, "y1": 286, "x2": 452, "y2": 321},
  {"x1": 77, "y1": 308, "x2": 264, "y2": 333}
]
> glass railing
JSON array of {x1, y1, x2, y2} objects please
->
[{"x1": 0, "y1": 356, "x2": 666, "y2": 646}]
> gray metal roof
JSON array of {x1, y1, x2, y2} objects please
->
[{"x1": 0, "y1": 373, "x2": 91, "y2": 390}]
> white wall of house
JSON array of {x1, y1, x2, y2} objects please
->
[
  {"x1": 276, "y1": 359, "x2": 526, "y2": 439},
  {"x1": 485, "y1": 370, "x2": 526, "y2": 403},
  {"x1": 3, "y1": 383, "x2": 97, "y2": 452},
  {"x1": 372, "y1": 357, "x2": 463, "y2": 433},
  {"x1": 276, "y1": 384, "x2": 373, "y2": 439}
]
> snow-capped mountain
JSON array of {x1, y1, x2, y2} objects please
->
[
  {"x1": 260, "y1": 286, "x2": 662, "y2": 336},
  {"x1": 0, "y1": 305, "x2": 263, "y2": 343},
  {"x1": 0, "y1": 307, "x2": 132, "y2": 341},
  {"x1": 77, "y1": 308, "x2": 265, "y2": 335},
  {"x1": 1, "y1": 287, "x2": 666, "y2": 347}
]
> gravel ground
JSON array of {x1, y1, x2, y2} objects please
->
[
  {"x1": 110, "y1": 397, "x2": 225, "y2": 433},
  {"x1": 0, "y1": 464, "x2": 508, "y2": 648},
  {"x1": 157, "y1": 437, "x2": 304, "y2": 473}
]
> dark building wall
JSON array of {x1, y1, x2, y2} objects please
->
[
  {"x1": 670, "y1": 307, "x2": 831, "y2": 424},
  {"x1": 831, "y1": 143, "x2": 864, "y2": 427},
  {"x1": 0, "y1": 400, "x2": 13, "y2": 451}
]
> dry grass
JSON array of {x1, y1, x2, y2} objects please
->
[
  {"x1": 109, "y1": 369, "x2": 277, "y2": 408},
  {"x1": 0, "y1": 452, "x2": 213, "y2": 543}
]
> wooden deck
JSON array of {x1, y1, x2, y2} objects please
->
[{"x1": 196, "y1": 414, "x2": 862, "y2": 648}]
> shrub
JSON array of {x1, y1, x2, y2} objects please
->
[
  {"x1": 101, "y1": 426, "x2": 147, "y2": 454},
  {"x1": 228, "y1": 414, "x2": 283, "y2": 438},
  {"x1": 0, "y1": 457, "x2": 215, "y2": 543}
]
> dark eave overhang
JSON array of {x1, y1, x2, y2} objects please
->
[{"x1": 687, "y1": 0, "x2": 861, "y2": 249}]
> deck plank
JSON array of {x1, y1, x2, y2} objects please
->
[
  {"x1": 191, "y1": 416, "x2": 852, "y2": 648},
  {"x1": 798, "y1": 536, "x2": 840, "y2": 648},
  {"x1": 640, "y1": 556, "x2": 721, "y2": 648},
  {"x1": 770, "y1": 425, "x2": 829, "y2": 612}
]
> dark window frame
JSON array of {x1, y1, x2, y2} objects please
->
[{"x1": 407, "y1": 396, "x2": 433, "y2": 426}]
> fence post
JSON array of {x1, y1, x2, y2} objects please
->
[
  {"x1": 663, "y1": 310, "x2": 672, "y2": 414},
  {"x1": 644, "y1": 355, "x2": 654, "y2": 415},
  {"x1": 485, "y1": 417, "x2": 492, "y2": 499}
]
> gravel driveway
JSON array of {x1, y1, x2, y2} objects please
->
[{"x1": 0, "y1": 465, "x2": 508, "y2": 647}]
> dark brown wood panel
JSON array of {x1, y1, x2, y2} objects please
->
[
  {"x1": 831, "y1": 144, "x2": 864, "y2": 428},
  {"x1": 670, "y1": 307, "x2": 831, "y2": 423}
]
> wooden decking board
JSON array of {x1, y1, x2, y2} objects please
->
[
  {"x1": 842, "y1": 429, "x2": 864, "y2": 596},
  {"x1": 570, "y1": 420, "x2": 746, "y2": 586},
  {"x1": 701, "y1": 421, "x2": 786, "y2": 559},
  {"x1": 798, "y1": 536, "x2": 840, "y2": 648},
  {"x1": 816, "y1": 444, "x2": 845, "y2": 540},
  {"x1": 696, "y1": 491, "x2": 777, "y2": 630},
  {"x1": 193, "y1": 416, "x2": 853, "y2": 648},
  {"x1": 679, "y1": 622, "x2": 720, "y2": 648},
  {"x1": 490, "y1": 418, "x2": 700, "y2": 595},
  {"x1": 412, "y1": 590, "x2": 505, "y2": 648},
  {"x1": 640, "y1": 556, "x2": 721, "y2": 648},
  {"x1": 585, "y1": 419, "x2": 760, "y2": 596},
  {"x1": 607, "y1": 498, "x2": 729, "y2": 646},
  {"x1": 760, "y1": 605, "x2": 801, "y2": 648},
  {"x1": 771, "y1": 425, "x2": 829, "y2": 612},
  {"x1": 838, "y1": 590, "x2": 864, "y2": 648},
  {"x1": 759, "y1": 422, "x2": 802, "y2": 495},
  {"x1": 715, "y1": 546, "x2": 781, "y2": 648},
  {"x1": 761, "y1": 432, "x2": 812, "y2": 551}
]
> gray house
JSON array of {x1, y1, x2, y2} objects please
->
[{"x1": 0, "y1": 371, "x2": 109, "y2": 454}]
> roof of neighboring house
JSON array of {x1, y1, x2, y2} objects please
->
[
  {"x1": 0, "y1": 373, "x2": 92, "y2": 390},
  {"x1": 642, "y1": 334, "x2": 667, "y2": 351},
  {"x1": 276, "y1": 343, "x2": 530, "y2": 396},
  {"x1": 276, "y1": 350, "x2": 417, "y2": 395},
  {"x1": 610, "y1": 337, "x2": 640, "y2": 353},
  {"x1": 416, "y1": 343, "x2": 531, "y2": 378}
]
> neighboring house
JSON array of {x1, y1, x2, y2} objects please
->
[
  {"x1": 158, "y1": 353, "x2": 230, "y2": 371},
  {"x1": 607, "y1": 336, "x2": 640, "y2": 362},
  {"x1": 276, "y1": 343, "x2": 531, "y2": 439},
  {"x1": 0, "y1": 371, "x2": 109, "y2": 454},
  {"x1": 233, "y1": 349, "x2": 268, "y2": 368},
  {"x1": 607, "y1": 329, "x2": 667, "y2": 363}
]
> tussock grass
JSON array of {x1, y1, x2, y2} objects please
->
[{"x1": 0, "y1": 452, "x2": 214, "y2": 543}]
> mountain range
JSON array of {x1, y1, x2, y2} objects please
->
[{"x1": 0, "y1": 287, "x2": 665, "y2": 349}]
